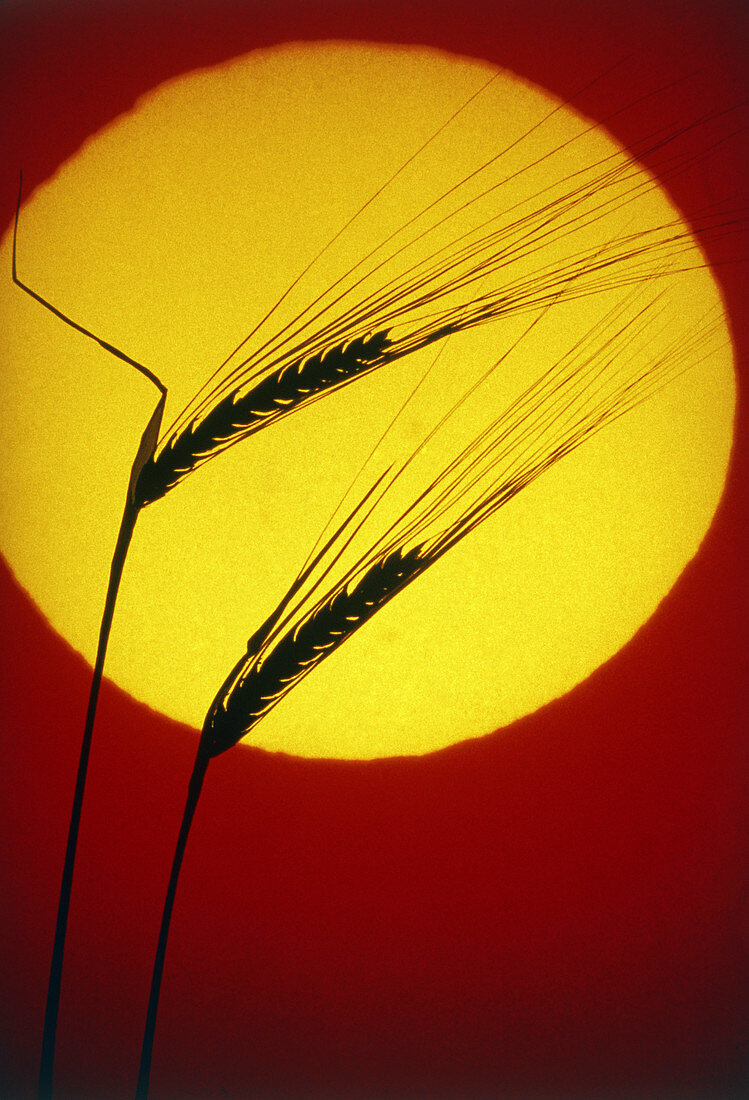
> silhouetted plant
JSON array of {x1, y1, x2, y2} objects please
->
[
  {"x1": 10, "y1": 64, "x2": 741, "y2": 1099},
  {"x1": 135, "y1": 288, "x2": 725, "y2": 1095}
]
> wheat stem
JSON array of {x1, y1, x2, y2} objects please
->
[
  {"x1": 39, "y1": 495, "x2": 139, "y2": 1100},
  {"x1": 135, "y1": 750, "x2": 210, "y2": 1100},
  {"x1": 11, "y1": 177, "x2": 171, "y2": 1098}
]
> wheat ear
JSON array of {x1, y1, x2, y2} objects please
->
[{"x1": 135, "y1": 94, "x2": 744, "y2": 509}]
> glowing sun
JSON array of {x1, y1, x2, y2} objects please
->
[{"x1": 0, "y1": 42, "x2": 734, "y2": 758}]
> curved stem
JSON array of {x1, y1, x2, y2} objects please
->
[
  {"x1": 39, "y1": 496, "x2": 139, "y2": 1100},
  {"x1": 136, "y1": 751, "x2": 210, "y2": 1100}
]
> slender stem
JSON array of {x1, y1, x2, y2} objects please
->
[
  {"x1": 14, "y1": 171, "x2": 167, "y2": 1097},
  {"x1": 136, "y1": 750, "x2": 210, "y2": 1099},
  {"x1": 39, "y1": 496, "x2": 139, "y2": 1100}
]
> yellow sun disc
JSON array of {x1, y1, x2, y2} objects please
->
[{"x1": 0, "y1": 43, "x2": 735, "y2": 759}]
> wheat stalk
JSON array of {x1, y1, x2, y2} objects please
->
[
  {"x1": 134, "y1": 288, "x2": 726, "y2": 1095},
  {"x1": 135, "y1": 106, "x2": 740, "y2": 506}
]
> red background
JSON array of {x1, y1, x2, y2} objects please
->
[{"x1": 1, "y1": 2, "x2": 746, "y2": 1097}]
